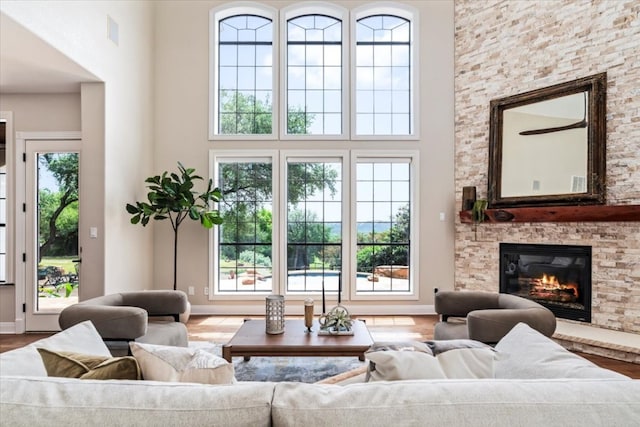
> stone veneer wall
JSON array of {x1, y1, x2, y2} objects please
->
[{"x1": 454, "y1": 0, "x2": 640, "y2": 334}]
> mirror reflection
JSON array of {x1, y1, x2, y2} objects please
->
[
  {"x1": 488, "y1": 73, "x2": 606, "y2": 208},
  {"x1": 501, "y1": 92, "x2": 588, "y2": 197}
]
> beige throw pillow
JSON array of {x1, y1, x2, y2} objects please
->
[
  {"x1": 130, "y1": 342, "x2": 236, "y2": 384},
  {"x1": 365, "y1": 347, "x2": 496, "y2": 381},
  {"x1": 37, "y1": 348, "x2": 141, "y2": 380}
]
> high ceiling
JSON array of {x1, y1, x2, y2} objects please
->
[{"x1": 0, "y1": 12, "x2": 98, "y2": 94}]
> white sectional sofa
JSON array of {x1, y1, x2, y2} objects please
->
[{"x1": 1, "y1": 321, "x2": 639, "y2": 427}]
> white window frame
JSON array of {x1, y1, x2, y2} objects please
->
[
  {"x1": 350, "y1": 3, "x2": 420, "y2": 140},
  {"x1": 0, "y1": 112, "x2": 14, "y2": 288},
  {"x1": 280, "y1": 2, "x2": 350, "y2": 140},
  {"x1": 279, "y1": 150, "x2": 349, "y2": 300},
  {"x1": 209, "y1": 2, "x2": 279, "y2": 140},
  {"x1": 349, "y1": 150, "x2": 420, "y2": 301},
  {"x1": 209, "y1": 149, "x2": 419, "y2": 302},
  {"x1": 209, "y1": 150, "x2": 280, "y2": 299}
]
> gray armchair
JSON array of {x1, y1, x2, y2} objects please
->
[
  {"x1": 434, "y1": 290, "x2": 556, "y2": 344},
  {"x1": 59, "y1": 290, "x2": 189, "y2": 356}
]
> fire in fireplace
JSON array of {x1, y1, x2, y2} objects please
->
[{"x1": 499, "y1": 243, "x2": 591, "y2": 322}]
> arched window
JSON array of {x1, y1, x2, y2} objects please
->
[
  {"x1": 286, "y1": 14, "x2": 342, "y2": 136},
  {"x1": 355, "y1": 15, "x2": 411, "y2": 136},
  {"x1": 210, "y1": 5, "x2": 276, "y2": 138}
]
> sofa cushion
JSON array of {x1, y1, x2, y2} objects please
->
[
  {"x1": 37, "y1": 348, "x2": 141, "y2": 380},
  {"x1": 272, "y1": 379, "x2": 640, "y2": 427},
  {"x1": 494, "y1": 322, "x2": 629, "y2": 379},
  {"x1": 1, "y1": 376, "x2": 275, "y2": 427},
  {"x1": 0, "y1": 321, "x2": 111, "y2": 377},
  {"x1": 130, "y1": 342, "x2": 235, "y2": 384},
  {"x1": 365, "y1": 348, "x2": 496, "y2": 381}
]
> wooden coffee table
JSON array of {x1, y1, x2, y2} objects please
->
[{"x1": 222, "y1": 319, "x2": 373, "y2": 362}]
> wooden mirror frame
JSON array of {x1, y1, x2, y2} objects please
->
[{"x1": 488, "y1": 73, "x2": 606, "y2": 208}]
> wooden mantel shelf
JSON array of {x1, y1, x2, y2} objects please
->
[{"x1": 459, "y1": 204, "x2": 640, "y2": 223}]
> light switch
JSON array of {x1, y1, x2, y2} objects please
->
[
  {"x1": 439, "y1": 212, "x2": 445, "y2": 221},
  {"x1": 90, "y1": 227, "x2": 98, "y2": 239}
]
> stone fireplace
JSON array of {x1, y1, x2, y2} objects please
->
[{"x1": 499, "y1": 243, "x2": 591, "y2": 323}]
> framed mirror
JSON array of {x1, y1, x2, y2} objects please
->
[{"x1": 488, "y1": 73, "x2": 606, "y2": 208}]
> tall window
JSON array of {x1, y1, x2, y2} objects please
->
[
  {"x1": 0, "y1": 120, "x2": 7, "y2": 283},
  {"x1": 212, "y1": 152, "x2": 417, "y2": 297},
  {"x1": 286, "y1": 15, "x2": 342, "y2": 135},
  {"x1": 355, "y1": 15, "x2": 411, "y2": 135},
  {"x1": 215, "y1": 158, "x2": 273, "y2": 292},
  {"x1": 355, "y1": 159, "x2": 411, "y2": 292},
  {"x1": 210, "y1": 3, "x2": 419, "y2": 301},
  {"x1": 215, "y1": 13, "x2": 274, "y2": 135},
  {"x1": 286, "y1": 159, "x2": 342, "y2": 292},
  {"x1": 0, "y1": 163, "x2": 6, "y2": 283}
]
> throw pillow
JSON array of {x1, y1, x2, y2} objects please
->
[
  {"x1": 0, "y1": 320, "x2": 112, "y2": 377},
  {"x1": 129, "y1": 342, "x2": 236, "y2": 384},
  {"x1": 424, "y1": 339, "x2": 492, "y2": 355},
  {"x1": 494, "y1": 322, "x2": 628, "y2": 379},
  {"x1": 365, "y1": 347, "x2": 497, "y2": 381},
  {"x1": 435, "y1": 348, "x2": 496, "y2": 379},
  {"x1": 366, "y1": 350, "x2": 446, "y2": 381},
  {"x1": 37, "y1": 348, "x2": 141, "y2": 380},
  {"x1": 364, "y1": 341, "x2": 433, "y2": 381}
]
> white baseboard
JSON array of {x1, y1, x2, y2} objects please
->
[
  {"x1": 191, "y1": 304, "x2": 436, "y2": 316},
  {"x1": 0, "y1": 322, "x2": 17, "y2": 334}
]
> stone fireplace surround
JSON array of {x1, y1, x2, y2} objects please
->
[{"x1": 453, "y1": 0, "x2": 640, "y2": 363}]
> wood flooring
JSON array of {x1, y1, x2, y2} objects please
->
[{"x1": 1, "y1": 315, "x2": 638, "y2": 379}]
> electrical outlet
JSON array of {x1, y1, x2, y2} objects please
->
[
  {"x1": 188, "y1": 286, "x2": 195, "y2": 295},
  {"x1": 204, "y1": 287, "x2": 209, "y2": 295}
]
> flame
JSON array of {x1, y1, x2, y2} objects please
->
[
  {"x1": 541, "y1": 273, "x2": 559, "y2": 286},
  {"x1": 535, "y1": 273, "x2": 579, "y2": 298}
]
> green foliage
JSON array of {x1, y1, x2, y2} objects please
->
[
  {"x1": 126, "y1": 162, "x2": 223, "y2": 231},
  {"x1": 286, "y1": 209, "x2": 341, "y2": 270},
  {"x1": 38, "y1": 153, "x2": 79, "y2": 260},
  {"x1": 238, "y1": 250, "x2": 272, "y2": 268},
  {"x1": 320, "y1": 306, "x2": 353, "y2": 332},
  {"x1": 126, "y1": 162, "x2": 223, "y2": 289},
  {"x1": 472, "y1": 199, "x2": 488, "y2": 223},
  {"x1": 218, "y1": 90, "x2": 313, "y2": 135},
  {"x1": 218, "y1": 161, "x2": 339, "y2": 270},
  {"x1": 38, "y1": 191, "x2": 78, "y2": 255},
  {"x1": 219, "y1": 91, "x2": 272, "y2": 134},
  {"x1": 356, "y1": 204, "x2": 410, "y2": 273}
]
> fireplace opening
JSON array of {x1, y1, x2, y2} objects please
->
[{"x1": 499, "y1": 243, "x2": 591, "y2": 322}]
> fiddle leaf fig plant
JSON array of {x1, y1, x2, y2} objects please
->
[{"x1": 126, "y1": 162, "x2": 223, "y2": 290}]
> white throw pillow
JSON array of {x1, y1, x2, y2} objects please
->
[
  {"x1": 435, "y1": 348, "x2": 496, "y2": 379},
  {"x1": 494, "y1": 322, "x2": 628, "y2": 379},
  {"x1": 366, "y1": 350, "x2": 446, "y2": 381},
  {"x1": 0, "y1": 321, "x2": 111, "y2": 377},
  {"x1": 365, "y1": 347, "x2": 496, "y2": 381},
  {"x1": 129, "y1": 342, "x2": 236, "y2": 384}
]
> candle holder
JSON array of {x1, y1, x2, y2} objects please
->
[
  {"x1": 304, "y1": 298, "x2": 314, "y2": 332},
  {"x1": 265, "y1": 295, "x2": 285, "y2": 335}
]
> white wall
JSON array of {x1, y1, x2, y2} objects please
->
[
  {"x1": 154, "y1": 0, "x2": 455, "y2": 310},
  {"x1": 0, "y1": 1, "x2": 156, "y2": 300},
  {"x1": 0, "y1": 94, "x2": 81, "y2": 131}
]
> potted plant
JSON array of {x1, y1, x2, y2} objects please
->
[
  {"x1": 126, "y1": 162, "x2": 223, "y2": 291},
  {"x1": 471, "y1": 199, "x2": 488, "y2": 224}
]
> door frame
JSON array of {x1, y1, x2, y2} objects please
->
[{"x1": 15, "y1": 131, "x2": 81, "y2": 333}]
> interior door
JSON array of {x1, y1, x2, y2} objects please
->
[{"x1": 24, "y1": 139, "x2": 80, "y2": 331}]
